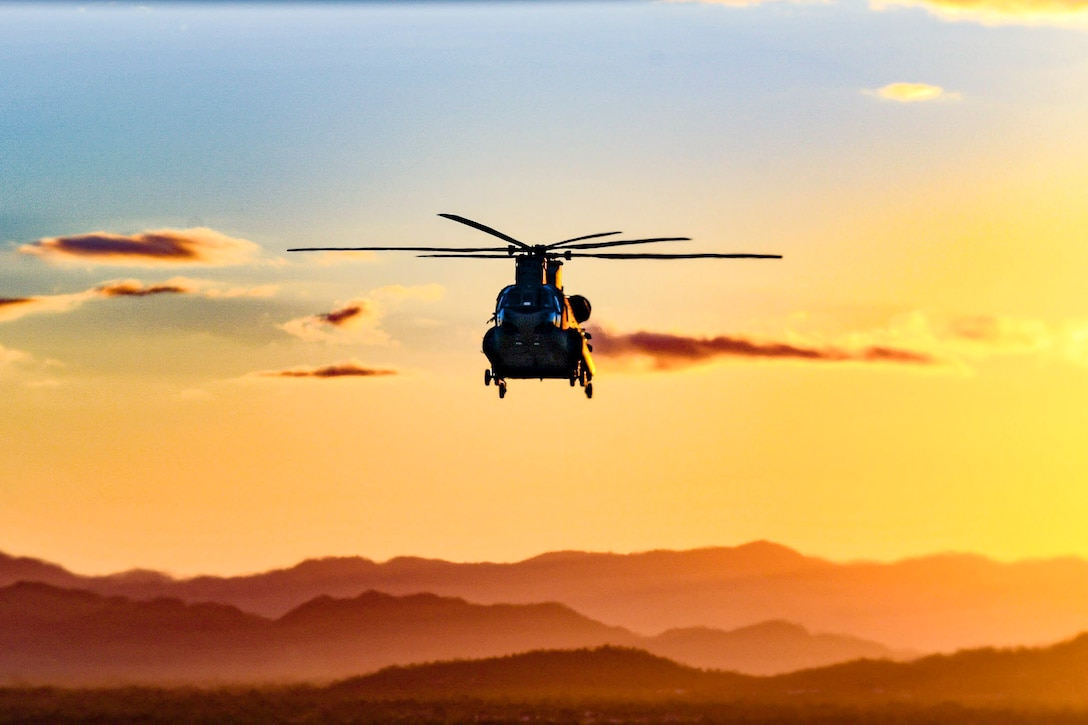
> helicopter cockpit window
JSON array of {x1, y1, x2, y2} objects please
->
[{"x1": 498, "y1": 287, "x2": 560, "y2": 313}]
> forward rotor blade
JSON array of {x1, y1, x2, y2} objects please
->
[
  {"x1": 555, "y1": 236, "x2": 692, "y2": 251},
  {"x1": 418, "y1": 253, "x2": 512, "y2": 259},
  {"x1": 552, "y1": 231, "x2": 623, "y2": 246},
  {"x1": 566, "y1": 252, "x2": 783, "y2": 260},
  {"x1": 438, "y1": 213, "x2": 530, "y2": 249},
  {"x1": 287, "y1": 245, "x2": 513, "y2": 253}
]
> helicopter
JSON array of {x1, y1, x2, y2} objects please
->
[{"x1": 289, "y1": 213, "x2": 781, "y2": 399}]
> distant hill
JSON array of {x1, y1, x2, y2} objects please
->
[
  {"x1": 647, "y1": 620, "x2": 902, "y2": 675},
  {"x1": 0, "y1": 582, "x2": 635, "y2": 685},
  {"x1": 0, "y1": 551, "x2": 83, "y2": 589},
  {"x1": 0, "y1": 582, "x2": 899, "y2": 685},
  {"x1": 338, "y1": 639, "x2": 1088, "y2": 707},
  {"x1": 333, "y1": 646, "x2": 750, "y2": 699},
  {"x1": 6, "y1": 541, "x2": 1088, "y2": 651}
]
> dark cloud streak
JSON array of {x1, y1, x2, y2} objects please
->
[
  {"x1": 320, "y1": 304, "x2": 366, "y2": 326},
  {"x1": 593, "y1": 328, "x2": 938, "y2": 369},
  {"x1": 19, "y1": 228, "x2": 260, "y2": 267},
  {"x1": 259, "y1": 362, "x2": 397, "y2": 379},
  {"x1": 96, "y1": 281, "x2": 191, "y2": 297}
]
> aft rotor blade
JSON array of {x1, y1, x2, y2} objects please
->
[
  {"x1": 555, "y1": 236, "x2": 692, "y2": 251},
  {"x1": 438, "y1": 213, "x2": 531, "y2": 249},
  {"x1": 287, "y1": 245, "x2": 513, "y2": 253},
  {"x1": 552, "y1": 231, "x2": 624, "y2": 246},
  {"x1": 566, "y1": 252, "x2": 783, "y2": 259}
]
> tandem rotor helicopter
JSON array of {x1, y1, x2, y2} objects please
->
[{"x1": 289, "y1": 214, "x2": 781, "y2": 399}]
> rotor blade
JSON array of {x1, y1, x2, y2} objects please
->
[
  {"x1": 566, "y1": 252, "x2": 783, "y2": 260},
  {"x1": 287, "y1": 245, "x2": 513, "y2": 253},
  {"x1": 551, "y1": 231, "x2": 624, "y2": 246},
  {"x1": 438, "y1": 213, "x2": 531, "y2": 249},
  {"x1": 418, "y1": 253, "x2": 513, "y2": 259},
  {"x1": 554, "y1": 236, "x2": 692, "y2": 251}
]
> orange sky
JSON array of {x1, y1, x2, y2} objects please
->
[{"x1": 2, "y1": 0, "x2": 1088, "y2": 576}]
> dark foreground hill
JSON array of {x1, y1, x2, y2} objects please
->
[
  {"x1": 4, "y1": 645, "x2": 1088, "y2": 725},
  {"x1": 6, "y1": 542, "x2": 1088, "y2": 651},
  {"x1": 0, "y1": 582, "x2": 898, "y2": 685},
  {"x1": 338, "y1": 638, "x2": 1088, "y2": 708}
]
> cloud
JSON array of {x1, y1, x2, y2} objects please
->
[
  {"x1": 279, "y1": 284, "x2": 444, "y2": 345},
  {"x1": 592, "y1": 328, "x2": 939, "y2": 371},
  {"x1": 320, "y1": 303, "x2": 369, "y2": 326},
  {"x1": 0, "y1": 298, "x2": 35, "y2": 312},
  {"x1": 0, "y1": 343, "x2": 32, "y2": 369},
  {"x1": 95, "y1": 280, "x2": 192, "y2": 297},
  {"x1": 868, "y1": 82, "x2": 960, "y2": 102},
  {"x1": 252, "y1": 361, "x2": 397, "y2": 379},
  {"x1": 19, "y1": 228, "x2": 261, "y2": 267},
  {"x1": 675, "y1": 0, "x2": 1088, "y2": 25},
  {"x1": 946, "y1": 315, "x2": 1050, "y2": 352},
  {"x1": 0, "y1": 278, "x2": 276, "y2": 324},
  {"x1": 0, "y1": 289, "x2": 99, "y2": 323},
  {"x1": 279, "y1": 299, "x2": 386, "y2": 344},
  {"x1": 870, "y1": 0, "x2": 1088, "y2": 25}
]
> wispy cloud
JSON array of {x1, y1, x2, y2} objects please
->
[
  {"x1": 279, "y1": 284, "x2": 444, "y2": 345},
  {"x1": 250, "y1": 361, "x2": 397, "y2": 379},
  {"x1": 868, "y1": 82, "x2": 961, "y2": 102},
  {"x1": 593, "y1": 327, "x2": 939, "y2": 371},
  {"x1": 674, "y1": 0, "x2": 1088, "y2": 25},
  {"x1": 0, "y1": 278, "x2": 277, "y2": 323},
  {"x1": 0, "y1": 343, "x2": 33, "y2": 369},
  {"x1": 19, "y1": 228, "x2": 261, "y2": 267},
  {"x1": 95, "y1": 280, "x2": 192, "y2": 298},
  {"x1": 280, "y1": 299, "x2": 385, "y2": 344},
  {"x1": 593, "y1": 312, "x2": 1088, "y2": 375},
  {"x1": 871, "y1": 0, "x2": 1088, "y2": 26}
]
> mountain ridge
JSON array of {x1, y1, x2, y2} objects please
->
[
  {"x1": 5, "y1": 542, "x2": 1088, "y2": 651},
  {"x1": 0, "y1": 582, "x2": 900, "y2": 685}
]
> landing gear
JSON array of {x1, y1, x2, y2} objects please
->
[
  {"x1": 497, "y1": 379, "x2": 507, "y2": 399},
  {"x1": 577, "y1": 363, "x2": 593, "y2": 399},
  {"x1": 484, "y1": 369, "x2": 492, "y2": 386}
]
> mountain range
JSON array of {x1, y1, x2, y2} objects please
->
[
  {"x1": 5, "y1": 541, "x2": 1088, "y2": 652},
  {"x1": 0, "y1": 582, "x2": 897, "y2": 685}
]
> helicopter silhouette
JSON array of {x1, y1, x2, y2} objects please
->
[{"x1": 289, "y1": 213, "x2": 781, "y2": 399}]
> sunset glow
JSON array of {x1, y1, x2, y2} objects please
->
[{"x1": 2, "y1": 0, "x2": 1087, "y2": 579}]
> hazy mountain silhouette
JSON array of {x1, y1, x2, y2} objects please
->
[
  {"x1": 0, "y1": 551, "x2": 83, "y2": 589},
  {"x1": 0, "y1": 582, "x2": 640, "y2": 685},
  {"x1": 0, "y1": 582, "x2": 900, "y2": 685},
  {"x1": 646, "y1": 620, "x2": 903, "y2": 676},
  {"x1": 7, "y1": 541, "x2": 1088, "y2": 651},
  {"x1": 337, "y1": 638, "x2": 1088, "y2": 707}
]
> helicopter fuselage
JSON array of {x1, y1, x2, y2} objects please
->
[{"x1": 482, "y1": 256, "x2": 594, "y2": 391}]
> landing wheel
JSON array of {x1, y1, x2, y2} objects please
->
[
  {"x1": 484, "y1": 369, "x2": 492, "y2": 386},
  {"x1": 578, "y1": 366, "x2": 587, "y2": 388},
  {"x1": 569, "y1": 376, "x2": 576, "y2": 387},
  {"x1": 585, "y1": 382, "x2": 593, "y2": 399},
  {"x1": 498, "y1": 380, "x2": 507, "y2": 399}
]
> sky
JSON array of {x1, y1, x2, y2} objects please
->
[{"x1": 2, "y1": 0, "x2": 1088, "y2": 577}]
